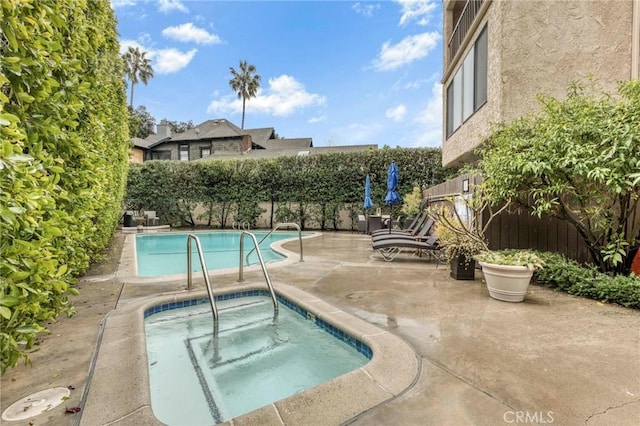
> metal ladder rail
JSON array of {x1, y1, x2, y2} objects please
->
[
  {"x1": 186, "y1": 234, "x2": 218, "y2": 321},
  {"x1": 238, "y1": 231, "x2": 279, "y2": 315},
  {"x1": 245, "y1": 222, "x2": 304, "y2": 265}
]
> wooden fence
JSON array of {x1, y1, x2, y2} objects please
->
[{"x1": 424, "y1": 173, "x2": 593, "y2": 263}]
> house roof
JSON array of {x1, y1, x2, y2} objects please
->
[
  {"x1": 170, "y1": 118, "x2": 244, "y2": 141},
  {"x1": 244, "y1": 127, "x2": 275, "y2": 146},
  {"x1": 131, "y1": 137, "x2": 150, "y2": 149}
]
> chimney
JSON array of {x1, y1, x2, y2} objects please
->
[
  {"x1": 156, "y1": 123, "x2": 171, "y2": 139},
  {"x1": 242, "y1": 135, "x2": 252, "y2": 153}
]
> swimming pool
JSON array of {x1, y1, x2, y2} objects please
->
[
  {"x1": 135, "y1": 231, "x2": 301, "y2": 276},
  {"x1": 144, "y1": 291, "x2": 371, "y2": 425}
]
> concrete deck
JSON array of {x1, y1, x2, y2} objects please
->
[{"x1": 1, "y1": 231, "x2": 639, "y2": 425}]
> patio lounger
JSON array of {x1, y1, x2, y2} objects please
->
[
  {"x1": 371, "y1": 217, "x2": 434, "y2": 243},
  {"x1": 372, "y1": 235, "x2": 444, "y2": 263},
  {"x1": 370, "y1": 198, "x2": 430, "y2": 237}
]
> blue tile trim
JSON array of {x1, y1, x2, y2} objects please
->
[{"x1": 143, "y1": 291, "x2": 372, "y2": 359}]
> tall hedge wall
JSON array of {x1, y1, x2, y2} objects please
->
[
  {"x1": 125, "y1": 148, "x2": 452, "y2": 230},
  {"x1": 1, "y1": 0, "x2": 130, "y2": 372}
]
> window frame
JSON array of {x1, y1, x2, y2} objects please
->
[
  {"x1": 179, "y1": 144, "x2": 189, "y2": 161},
  {"x1": 445, "y1": 24, "x2": 488, "y2": 138}
]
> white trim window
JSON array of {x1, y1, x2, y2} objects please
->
[
  {"x1": 446, "y1": 25, "x2": 488, "y2": 138},
  {"x1": 179, "y1": 145, "x2": 189, "y2": 161}
]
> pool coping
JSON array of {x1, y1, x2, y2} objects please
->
[
  {"x1": 79, "y1": 282, "x2": 420, "y2": 425},
  {"x1": 116, "y1": 230, "x2": 320, "y2": 284}
]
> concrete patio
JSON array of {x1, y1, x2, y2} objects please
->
[{"x1": 1, "y1": 231, "x2": 639, "y2": 425}]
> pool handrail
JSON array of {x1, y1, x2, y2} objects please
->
[
  {"x1": 238, "y1": 231, "x2": 279, "y2": 315},
  {"x1": 245, "y1": 222, "x2": 304, "y2": 265},
  {"x1": 186, "y1": 234, "x2": 218, "y2": 321}
]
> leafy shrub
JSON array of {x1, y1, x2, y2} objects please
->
[
  {"x1": 1, "y1": 1, "x2": 129, "y2": 372},
  {"x1": 478, "y1": 79, "x2": 640, "y2": 274},
  {"x1": 125, "y1": 148, "x2": 454, "y2": 230},
  {"x1": 534, "y1": 252, "x2": 640, "y2": 309}
]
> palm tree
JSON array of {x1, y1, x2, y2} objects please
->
[
  {"x1": 122, "y1": 46, "x2": 154, "y2": 108},
  {"x1": 228, "y1": 60, "x2": 261, "y2": 129}
]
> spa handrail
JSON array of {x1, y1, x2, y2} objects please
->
[
  {"x1": 186, "y1": 234, "x2": 218, "y2": 321},
  {"x1": 245, "y1": 222, "x2": 304, "y2": 265},
  {"x1": 238, "y1": 231, "x2": 279, "y2": 314}
]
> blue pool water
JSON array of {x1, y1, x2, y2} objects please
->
[
  {"x1": 144, "y1": 292, "x2": 371, "y2": 425},
  {"x1": 136, "y1": 231, "x2": 300, "y2": 276}
]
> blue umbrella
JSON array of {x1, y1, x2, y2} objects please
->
[
  {"x1": 363, "y1": 175, "x2": 373, "y2": 209},
  {"x1": 384, "y1": 162, "x2": 401, "y2": 205}
]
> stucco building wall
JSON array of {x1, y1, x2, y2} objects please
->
[{"x1": 442, "y1": 0, "x2": 636, "y2": 168}]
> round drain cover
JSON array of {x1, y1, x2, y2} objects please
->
[{"x1": 2, "y1": 387, "x2": 71, "y2": 421}]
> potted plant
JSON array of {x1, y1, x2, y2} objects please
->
[
  {"x1": 428, "y1": 190, "x2": 507, "y2": 280},
  {"x1": 474, "y1": 250, "x2": 545, "y2": 302},
  {"x1": 433, "y1": 222, "x2": 485, "y2": 280}
]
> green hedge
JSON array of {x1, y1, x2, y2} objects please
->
[
  {"x1": 1, "y1": 0, "x2": 130, "y2": 372},
  {"x1": 534, "y1": 252, "x2": 640, "y2": 309},
  {"x1": 125, "y1": 148, "x2": 452, "y2": 230}
]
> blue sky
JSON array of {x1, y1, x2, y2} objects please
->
[{"x1": 111, "y1": 0, "x2": 443, "y2": 148}]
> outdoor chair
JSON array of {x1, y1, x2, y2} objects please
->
[
  {"x1": 372, "y1": 235, "x2": 444, "y2": 263},
  {"x1": 144, "y1": 210, "x2": 160, "y2": 226},
  {"x1": 371, "y1": 216, "x2": 434, "y2": 243},
  {"x1": 370, "y1": 210, "x2": 429, "y2": 237}
]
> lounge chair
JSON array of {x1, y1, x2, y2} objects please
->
[
  {"x1": 370, "y1": 210, "x2": 429, "y2": 238},
  {"x1": 371, "y1": 216, "x2": 434, "y2": 243},
  {"x1": 372, "y1": 235, "x2": 444, "y2": 263},
  {"x1": 371, "y1": 198, "x2": 430, "y2": 237}
]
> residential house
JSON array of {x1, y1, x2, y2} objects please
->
[
  {"x1": 435, "y1": 0, "x2": 639, "y2": 260},
  {"x1": 131, "y1": 118, "x2": 376, "y2": 162}
]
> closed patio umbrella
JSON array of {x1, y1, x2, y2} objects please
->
[
  {"x1": 384, "y1": 162, "x2": 401, "y2": 206},
  {"x1": 364, "y1": 175, "x2": 373, "y2": 210}
]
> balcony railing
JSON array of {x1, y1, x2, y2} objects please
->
[{"x1": 448, "y1": 0, "x2": 485, "y2": 61}]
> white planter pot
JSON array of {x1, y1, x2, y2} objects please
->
[{"x1": 479, "y1": 261, "x2": 534, "y2": 302}]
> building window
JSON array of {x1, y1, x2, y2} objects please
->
[
  {"x1": 200, "y1": 147, "x2": 211, "y2": 158},
  {"x1": 446, "y1": 24, "x2": 488, "y2": 138},
  {"x1": 179, "y1": 145, "x2": 189, "y2": 161},
  {"x1": 149, "y1": 150, "x2": 171, "y2": 160}
]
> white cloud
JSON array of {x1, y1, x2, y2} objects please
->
[
  {"x1": 372, "y1": 31, "x2": 441, "y2": 71},
  {"x1": 110, "y1": 0, "x2": 136, "y2": 8},
  {"x1": 119, "y1": 39, "x2": 144, "y2": 55},
  {"x1": 158, "y1": 0, "x2": 188, "y2": 13},
  {"x1": 394, "y1": 0, "x2": 438, "y2": 26},
  {"x1": 386, "y1": 104, "x2": 407, "y2": 122},
  {"x1": 162, "y1": 23, "x2": 222, "y2": 45},
  {"x1": 352, "y1": 2, "x2": 380, "y2": 17},
  {"x1": 120, "y1": 40, "x2": 196, "y2": 74},
  {"x1": 308, "y1": 116, "x2": 327, "y2": 124},
  {"x1": 207, "y1": 75, "x2": 326, "y2": 117},
  {"x1": 154, "y1": 48, "x2": 197, "y2": 74},
  {"x1": 412, "y1": 81, "x2": 442, "y2": 147}
]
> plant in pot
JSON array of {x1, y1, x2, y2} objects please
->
[
  {"x1": 432, "y1": 219, "x2": 487, "y2": 280},
  {"x1": 474, "y1": 250, "x2": 545, "y2": 302},
  {"x1": 428, "y1": 190, "x2": 503, "y2": 280}
]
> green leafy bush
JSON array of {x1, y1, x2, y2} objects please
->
[
  {"x1": 475, "y1": 250, "x2": 545, "y2": 271},
  {"x1": 125, "y1": 148, "x2": 453, "y2": 230},
  {"x1": 1, "y1": 1, "x2": 130, "y2": 372},
  {"x1": 478, "y1": 79, "x2": 640, "y2": 273},
  {"x1": 534, "y1": 252, "x2": 640, "y2": 308}
]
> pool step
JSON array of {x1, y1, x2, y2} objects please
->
[{"x1": 199, "y1": 316, "x2": 287, "y2": 368}]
